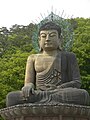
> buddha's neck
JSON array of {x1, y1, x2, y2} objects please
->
[{"x1": 43, "y1": 50, "x2": 58, "y2": 56}]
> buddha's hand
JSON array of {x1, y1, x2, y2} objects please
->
[{"x1": 22, "y1": 83, "x2": 35, "y2": 99}]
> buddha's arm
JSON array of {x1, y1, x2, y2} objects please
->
[
  {"x1": 22, "y1": 54, "x2": 36, "y2": 97},
  {"x1": 58, "y1": 80, "x2": 81, "y2": 88},
  {"x1": 60, "y1": 53, "x2": 81, "y2": 89},
  {"x1": 24, "y1": 54, "x2": 36, "y2": 86}
]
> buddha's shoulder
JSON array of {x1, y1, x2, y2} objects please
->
[
  {"x1": 62, "y1": 51, "x2": 76, "y2": 57},
  {"x1": 27, "y1": 53, "x2": 43, "y2": 61}
]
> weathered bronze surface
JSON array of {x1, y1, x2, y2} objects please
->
[{"x1": 6, "y1": 22, "x2": 90, "y2": 107}]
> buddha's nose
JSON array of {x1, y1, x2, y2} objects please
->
[{"x1": 46, "y1": 35, "x2": 50, "y2": 41}]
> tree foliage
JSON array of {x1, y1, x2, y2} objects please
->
[
  {"x1": 72, "y1": 18, "x2": 90, "y2": 93},
  {"x1": 0, "y1": 24, "x2": 37, "y2": 111}
]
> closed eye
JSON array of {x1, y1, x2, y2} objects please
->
[
  {"x1": 50, "y1": 34, "x2": 56, "y2": 37},
  {"x1": 41, "y1": 35, "x2": 46, "y2": 38},
  {"x1": 49, "y1": 32, "x2": 57, "y2": 37},
  {"x1": 40, "y1": 33, "x2": 46, "y2": 38}
]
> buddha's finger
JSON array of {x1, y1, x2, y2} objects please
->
[{"x1": 32, "y1": 88, "x2": 35, "y2": 94}]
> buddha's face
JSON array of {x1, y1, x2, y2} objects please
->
[{"x1": 39, "y1": 30, "x2": 60, "y2": 51}]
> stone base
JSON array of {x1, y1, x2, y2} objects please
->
[{"x1": 0, "y1": 103, "x2": 90, "y2": 120}]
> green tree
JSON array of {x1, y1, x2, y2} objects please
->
[
  {"x1": 0, "y1": 27, "x2": 9, "y2": 56},
  {"x1": 72, "y1": 18, "x2": 90, "y2": 94}
]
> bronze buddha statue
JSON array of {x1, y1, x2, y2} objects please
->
[{"x1": 6, "y1": 22, "x2": 90, "y2": 106}]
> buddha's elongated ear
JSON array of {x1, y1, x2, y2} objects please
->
[
  {"x1": 38, "y1": 36, "x2": 40, "y2": 47},
  {"x1": 38, "y1": 36, "x2": 43, "y2": 52},
  {"x1": 38, "y1": 36, "x2": 40, "y2": 41},
  {"x1": 58, "y1": 36, "x2": 62, "y2": 51}
]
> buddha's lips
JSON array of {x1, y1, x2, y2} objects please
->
[{"x1": 45, "y1": 42, "x2": 52, "y2": 45}]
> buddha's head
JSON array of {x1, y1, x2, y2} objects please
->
[{"x1": 38, "y1": 22, "x2": 61, "y2": 51}]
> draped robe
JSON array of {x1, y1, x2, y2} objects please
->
[{"x1": 6, "y1": 51, "x2": 90, "y2": 106}]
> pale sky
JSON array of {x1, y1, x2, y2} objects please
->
[{"x1": 0, "y1": 0, "x2": 90, "y2": 29}]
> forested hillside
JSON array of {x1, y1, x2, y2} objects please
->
[{"x1": 0, "y1": 18, "x2": 90, "y2": 111}]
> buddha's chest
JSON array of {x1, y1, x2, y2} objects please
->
[{"x1": 35, "y1": 56, "x2": 61, "y2": 73}]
